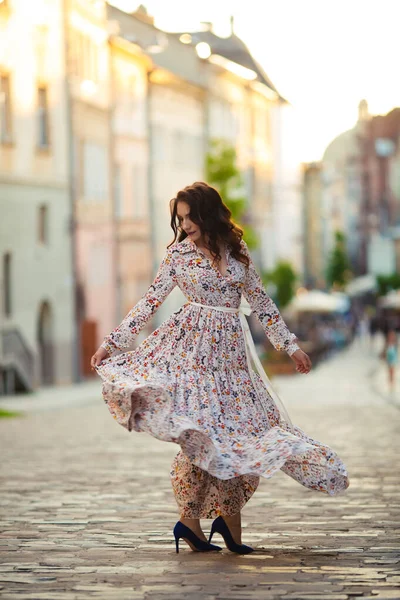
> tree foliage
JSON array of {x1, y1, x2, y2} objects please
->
[
  {"x1": 205, "y1": 139, "x2": 258, "y2": 248},
  {"x1": 262, "y1": 261, "x2": 297, "y2": 308},
  {"x1": 376, "y1": 273, "x2": 400, "y2": 296},
  {"x1": 326, "y1": 231, "x2": 352, "y2": 289}
]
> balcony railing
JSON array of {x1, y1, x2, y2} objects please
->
[{"x1": 1, "y1": 328, "x2": 34, "y2": 393}]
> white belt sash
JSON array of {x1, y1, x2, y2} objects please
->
[{"x1": 188, "y1": 301, "x2": 293, "y2": 430}]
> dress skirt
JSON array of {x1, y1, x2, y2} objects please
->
[
  {"x1": 96, "y1": 238, "x2": 349, "y2": 517},
  {"x1": 96, "y1": 304, "x2": 349, "y2": 511}
]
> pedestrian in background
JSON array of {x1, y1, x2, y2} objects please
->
[
  {"x1": 91, "y1": 182, "x2": 349, "y2": 555},
  {"x1": 383, "y1": 330, "x2": 398, "y2": 393}
]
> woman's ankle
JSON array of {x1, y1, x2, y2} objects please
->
[
  {"x1": 221, "y1": 513, "x2": 242, "y2": 544},
  {"x1": 179, "y1": 517, "x2": 207, "y2": 541}
]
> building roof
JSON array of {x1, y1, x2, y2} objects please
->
[
  {"x1": 370, "y1": 108, "x2": 400, "y2": 140},
  {"x1": 322, "y1": 128, "x2": 359, "y2": 164},
  {"x1": 107, "y1": 5, "x2": 284, "y2": 100},
  {"x1": 107, "y1": 4, "x2": 207, "y2": 89},
  {"x1": 172, "y1": 28, "x2": 283, "y2": 99}
]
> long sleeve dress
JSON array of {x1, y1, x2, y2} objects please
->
[{"x1": 96, "y1": 237, "x2": 349, "y2": 517}]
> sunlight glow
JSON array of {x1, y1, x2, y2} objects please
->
[
  {"x1": 195, "y1": 42, "x2": 211, "y2": 59},
  {"x1": 209, "y1": 54, "x2": 257, "y2": 80},
  {"x1": 110, "y1": 0, "x2": 399, "y2": 162}
]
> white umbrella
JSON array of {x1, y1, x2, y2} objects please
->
[
  {"x1": 288, "y1": 290, "x2": 350, "y2": 313},
  {"x1": 345, "y1": 274, "x2": 377, "y2": 297},
  {"x1": 379, "y1": 291, "x2": 400, "y2": 309}
]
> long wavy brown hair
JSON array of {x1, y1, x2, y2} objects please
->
[{"x1": 168, "y1": 181, "x2": 249, "y2": 267}]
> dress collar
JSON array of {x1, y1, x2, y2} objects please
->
[{"x1": 174, "y1": 237, "x2": 197, "y2": 254}]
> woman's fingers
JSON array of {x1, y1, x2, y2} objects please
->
[
  {"x1": 295, "y1": 353, "x2": 311, "y2": 374},
  {"x1": 90, "y1": 347, "x2": 108, "y2": 370},
  {"x1": 91, "y1": 354, "x2": 100, "y2": 369}
]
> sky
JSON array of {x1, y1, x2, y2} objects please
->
[{"x1": 110, "y1": 0, "x2": 400, "y2": 162}]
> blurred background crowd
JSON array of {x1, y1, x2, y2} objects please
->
[{"x1": 0, "y1": 0, "x2": 399, "y2": 394}]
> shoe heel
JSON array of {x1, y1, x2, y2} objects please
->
[
  {"x1": 208, "y1": 523, "x2": 216, "y2": 544},
  {"x1": 210, "y1": 516, "x2": 254, "y2": 555},
  {"x1": 173, "y1": 521, "x2": 222, "y2": 553}
]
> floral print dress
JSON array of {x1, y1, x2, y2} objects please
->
[{"x1": 96, "y1": 237, "x2": 349, "y2": 518}]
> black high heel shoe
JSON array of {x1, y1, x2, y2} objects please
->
[
  {"x1": 209, "y1": 516, "x2": 254, "y2": 554},
  {"x1": 173, "y1": 522, "x2": 222, "y2": 553}
]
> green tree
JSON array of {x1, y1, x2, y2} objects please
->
[
  {"x1": 326, "y1": 231, "x2": 352, "y2": 289},
  {"x1": 205, "y1": 139, "x2": 258, "y2": 248},
  {"x1": 376, "y1": 273, "x2": 400, "y2": 296},
  {"x1": 262, "y1": 261, "x2": 297, "y2": 308}
]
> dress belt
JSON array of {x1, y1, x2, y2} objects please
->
[{"x1": 188, "y1": 301, "x2": 293, "y2": 430}]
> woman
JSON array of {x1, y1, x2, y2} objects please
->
[
  {"x1": 384, "y1": 330, "x2": 398, "y2": 393},
  {"x1": 92, "y1": 182, "x2": 349, "y2": 554}
]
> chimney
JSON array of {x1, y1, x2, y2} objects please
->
[
  {"x1": 133, "y1": 4, "x2": 155, "y2": 26},
  {"x1": 230, "y1": 16, "x2": 234, "y2": 35},
  {"x1": 200, "y1": 21, "x2": 213, "y2": 32}
]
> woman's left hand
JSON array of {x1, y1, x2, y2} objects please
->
[{"x1": 290, "y1": 349, "x2": 312, "y2": 374}]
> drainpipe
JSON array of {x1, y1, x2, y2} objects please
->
[
  {"x1": 62, "y1": 0, "x2": 81, "y2": 382},
  {"x1": 109, "y1": 40, "x2": 121, "y2": 323},
  {"x1": 146, "y1": 68, "x2": 157, "y2": 279}
]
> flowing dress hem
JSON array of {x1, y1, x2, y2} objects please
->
[{"x1": 96, "y1": 366, "x2": 349, "y2": 496}]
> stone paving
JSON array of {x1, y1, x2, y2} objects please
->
[{"x1": 0, "y1": 342, "x2": 399, "y2": 599}]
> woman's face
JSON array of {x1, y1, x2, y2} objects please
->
[{"x1": 177, "y1": 201, "x2": 203, "y2": 244}]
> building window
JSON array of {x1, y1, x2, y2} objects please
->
[
  {"x1": 3, "y1": 253, "x2": 12, "y2": 317},
  {"x1": 82, "y1": 141, "x2": 108, "y2": 202},
  {"x1": 38, "y1": 205, "x2": 48, "y2": 244},
  {"x1": 132, "y1": 164, "x2": 147, "y2": 218},
  {"x1": 173, "y1": 131, "x2": 184, "y2": 165},
  {"x1": 153, "y1": 125, "x2": 167, "y2": 163},
  {"x1": 0, "y1": 74, "x2": 12, "y2": 144},
  {"x1": 69, "y1": 29, "x2": 99, "y2": 83},
  {"x1": 37, "y1": 86, "x2": 50, "y2": 148},
  {"x1": 114, "y1": 165, "x2": 122, "y2": 218}
]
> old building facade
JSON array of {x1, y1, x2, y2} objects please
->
[
  {"x1": 0, "y1": 0, "x2": 75, "y2": 391},
  {"x1": 1, "y1": 0, "x2": 301, "y2": 392}
]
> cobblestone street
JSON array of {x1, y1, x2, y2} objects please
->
[{"x1": 1, "y1": 342, "x2": 399, "y2": 600}]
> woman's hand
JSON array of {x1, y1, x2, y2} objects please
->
[
  {"x1": 290, "y1": 349, "x2": 312, "y2": 374},
  {"x1": 90, "y1": 346, "x2": 109, "y2": 370}
]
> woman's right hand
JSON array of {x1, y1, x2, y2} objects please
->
[{"x1": 91, "y1": 346, "x2": 109, "y2": 370}]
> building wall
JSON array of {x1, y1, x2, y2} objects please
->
[
  {"x1": 149, "y1": 77, "x2": 205, "y2": 322},
  {"x1": 66, "y1": 0, "x2": 116, "y2": 355},
  {"x1": 110, "y1": 40, "x2": 152, "y2": 325},
  {"x1": 389, "y1": 135, "x2": 400, "y2": 225},
  {"x1": 207, "y1": 68, "x2": 286, "y2": 275},
  {"x1": 303, "y1": 163, "x2": 324, "y2": 286},
  {"x1": 269, "y1": 102, "x2": 303, "y2": 276},
  {"x1": 249, "y1": 88, "x2": 274, "y2": 271},
  {"x1": 321, "y1": 106, "x2": 369, "y2": 276},
  {"x1": 0, "y1": 0, "x2": 75, "y2": 386}
]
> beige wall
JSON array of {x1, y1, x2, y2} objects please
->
[
  {"x1": 0, "y1": 0, "x2": 75, "y2": 386},
  {"x1": 303, "y1": 163, "x2": 324, "y2": 285},
  {"x1": 67, "y1": 0, "x2": 116, "y2": 351},
  {"x1": 71, "y1": 101, "x2": 115, "y2": 347},
  {"x1": 207, "y1": 68, "x2": 280, "y2": 271},
  {"x1": 149, "y1": 77, "x2": 205, "y2": 323},
  {"x1": 110, "y1": 40, "x2": 152, "y2": 325}
]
